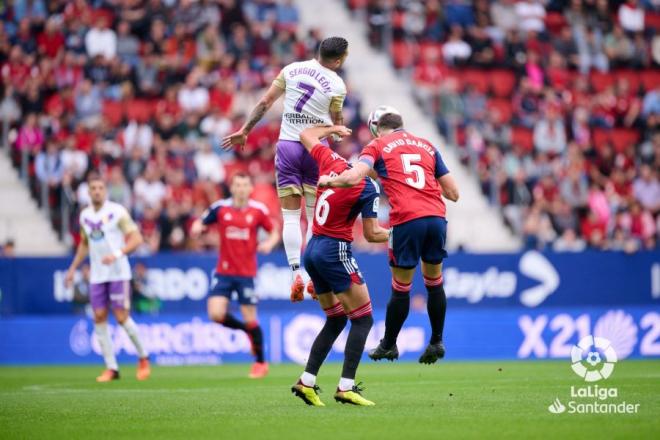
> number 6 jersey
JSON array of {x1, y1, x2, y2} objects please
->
[
  {"x1": 272, "y1": 59, "x2": 347, "y2": 141},
  {"x1": 359, "y1": 129, "x2": 450, "y2": 226},
  {"x1": 310, "y1": 144, "x2": 379, "y2": 242}
]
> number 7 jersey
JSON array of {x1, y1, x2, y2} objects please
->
[
  {"x1": 272, "y1": 59, "x2": 347, "y2": 141},
  {"x1": 359, "y1": 129, "x2": 450, "y2": 226}
]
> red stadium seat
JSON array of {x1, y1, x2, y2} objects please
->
[
  {"x1": 614, "y1": 70, "x2": 641, "y2": 94},
  {"x1": 590, "y1": 71, "x2": 616, "y2": 93},
  {"x1": 511, "y1": 126, "x2": 534, "y2": 152},
  {"x1": 125, "y1": 99, "x2": 155, "y2": 123},
  {"x1": 490, "y1": 69, "x2": 517, "y2": 98},
  {"x1": 102, "y1": 100, "x2": 124, "y2": 126},
  {"x1": 460, "y1": 69, "x2": 489, "y2": 94},
  {"x1": 391, "y1": 40, "x2": 416, "y2": 69},
  {"x1": 544, "y1": 12, "x2": 567, "y2": 35},
  {"x1": 640, "y1": 70, "x2": 660, "y2": 92},
  {"x1": 645, "y1": 12, "x2": 660, "y2": 31},
  {"x1": 593, "y1": 128, "x2": 641, "y2": 153},
  {"x1": 488, "y1": 98, "x2": 514, "y2": 123}
]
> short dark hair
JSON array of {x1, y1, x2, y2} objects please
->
[
  {"x1": 230, "y1": 172, "x2": 252, "y2": 183},
  {"x1": 87, "y1": 171, "x2": 104, "y2": 184},
  {"x1": 319, "y1": 37, "x2": 348, "y2": 61},
  {"x1": 377, "y1": 113, "x2": 403, "y2": 131}
]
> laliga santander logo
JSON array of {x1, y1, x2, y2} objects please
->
[{"x1": 570, "y1": 335, "x2": 618, "y2": 382}]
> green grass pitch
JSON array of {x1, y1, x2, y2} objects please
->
[{"x1": 1, "y1": 360, "x2": 658, "y2": 439}]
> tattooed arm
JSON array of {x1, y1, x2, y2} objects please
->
[{"x1": 221, "y1": 83, "x2": 285, "y2": 149}]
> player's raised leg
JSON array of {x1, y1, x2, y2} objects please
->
[
  {"x1": 91, "y1": 285, "x2": 120, "y2": 382},
  {"x1": 277, "y1": 140, "x2": 318, "y2": 301},
  {"x1": 240, "y1": 304, "x2": 268, "y2": 379},
  {"x1": 334, "y1": 282, "x2": 375, "y2": 406},
  {"x1": 112, "y1": 288, "x2": 150, "y2": 381}
]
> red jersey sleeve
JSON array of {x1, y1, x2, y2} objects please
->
[
  {"x1": 359, "y1": 139, "x2": 381, "y2": 167},
  {"x1": 258, "y1": 206, "x2": 274, "y2": 232},
  {"x1": 311, "y1": 144, "x2": 334, "y2": 175}
]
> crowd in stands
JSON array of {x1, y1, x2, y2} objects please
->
[
  {"x1": 348, "y1": 0, "x2": 659, "y2": 252},
  {"x1": 0, "y1": 0, "x2": 368, "y2": 253}
]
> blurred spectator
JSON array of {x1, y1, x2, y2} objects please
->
[
  {"x1": 442, "y1": 26, "x2": 472, "y2": 66},
  {"x1": 194, "y1": 142, "x2": 226, "y2": 184},
  {"x1": 533, "y1": 106, "x2": 567, "y2": 155},
  {"x1": 633, "y1": 165, "x2": 660, "y2": 212},
  {"x1": 84, "y1": 17, "x2": 117, "y2": 61},
  {"x1": 35, "y1": 141, "x2": 63, "y2": 188},
  {"x1": 515, "y1": 0, "x2": 546, "y2": 34},
  {"x1": 618, "y1": 0, "x2": 645, "y2": 34}
]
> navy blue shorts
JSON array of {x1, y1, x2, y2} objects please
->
[
  {"x1": 304, "y1": 235, "x2": 364, "y2": 294},
  {"x1": 389, "y1": 216, "x2": 448, "y2": 268},
  {"x1": 209, "y1": 274, "x2": 257, "y2": 305}
]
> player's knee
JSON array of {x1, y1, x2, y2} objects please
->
[
  {"x1": 347, "y1": 301, "x2": 373, "y2": 326},
  {"x1": 323, "y1": 302, "x2": 347, "y2": 321},
  {"x1": 208, "y1": 310, "x2": 227, "y2": 323},
  {"x1": 391, "y1": 277, "x2": 412, "y2": 295},
  {"x1": 423, "y1": 274, "x2": 443, "y2": 290},
  {"x1": 93, "y1": 310, "x2": 108, "y2": 323}
]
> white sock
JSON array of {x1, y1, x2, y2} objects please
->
[
  {"x1": 304, "y1": 197, "x2": 315, "y2": 244},
  {"x1": 282, "y1": 208, "x2": 302, "y2": 278},
  {"x1": 300, "y1": 371, "x2": 316, "y2": 387},
  {"x1": 121, "y1": 317, "x2": 148, "y2": 358},
  {"x1": 338, "y1": 377, "x2": 355, "y2": 391},
  {"x1": 94, "y1": 322, "x2": 118, "y2": 371}
]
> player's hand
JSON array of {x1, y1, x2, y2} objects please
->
[
  {"x1": 332, "y1": 126, "x2": 352, "y2": 138},
  {"x1": 101, "y1": 254, "x2": 117, "y2": 265},
  {"x1": 257, "y1": 241, "x2": 275, "y2": 254},
  {"x1": 221, "y1": 130, "x2": 247, "y2": 150},
  {"x1": 318, "y1": 175, "x2": 333, "y2": 188},
  {"x1": 64, "y1": 269, "x2": 75, "y2": 288},
  {"x1": 190, "y1": 220, "x2": 205, "y2": 238}
]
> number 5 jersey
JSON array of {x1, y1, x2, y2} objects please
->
[{"x1": 359, "y1": 129, "x2": 450, "y2": 226}]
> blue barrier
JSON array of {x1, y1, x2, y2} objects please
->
[
  {"x1": 1, "y1": 306, "x2": 658, "y2": 364},
  {"x1": 0, "y1": 250, "x2": 658, "y2": 314}
]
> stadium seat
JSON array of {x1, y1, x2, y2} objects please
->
[
  {"x1": 640, "y1": 70, "x2": 660, "y2": 92},
  {"x1": 390, "y1": 40, "x2": 417, "y2": 69},
  {"x1": 102, "y1": 100, "x2": 124, "y2": 126},
  {"x1": 487, "y1": 98, "x2": 514, "y2": 123},
  {"x1": 590, "y1": 71, "x2": 616, "y2": 93},
  {"x1": 544, "y1": 12, "x2": 567, "y2": 35},
  {"x1": 125, "y1": 99, "x2": 155, "y2": 123},
  {"x1": 593, "y1": 128, "x2": 641, "y2": 153},
  {"x1": 490, "y1": 70, "x2": 517, "y2": 98},
  {"x1": 614, "y1": 70, "x2": 641, "y2": 94},
  {"x1": 460, "y1": 69, "x2": 489, "y2": 94},
  {"x1": 511, "y1": 126, "x2": 534, "y2": 152},
  {"x1": 645, "y1": 12, "x2": 660, "y2": 31}
]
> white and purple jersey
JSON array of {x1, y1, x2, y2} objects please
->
[{"x1": 272, "y1": 58, "x2": 346, "y2": 141}]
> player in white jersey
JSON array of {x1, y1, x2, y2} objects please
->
[
  {"x1": 222, "y1": 37, "x2": 348, "y2": 301},
  {"x1": 65, "y1": 174, "x2": 150, "y2": 382}
]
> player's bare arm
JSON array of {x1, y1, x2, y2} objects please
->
[
  {"x1": 362, "y1": 218, "x2": 389, "y2": 243},
  {"x1": 221, "y1": 84, "x2": 285, "y2": 149},
  {"x1": 319, "y1": 161, "x2": 371, "y2": 188},
  {"x1": 438, "y1": 174, "x2": 459, "y2": 202},
  {"x1": 190, "y1": 218, "x2": 206, "y2": 237},
  {"x1": 299, "y1": 125, "x2": 352, "y2": 152},
  {"x1": 101, "y1": 229, "x2": 143, "y2": 265},
  {"x1": 64, "y1": 236, "x2": 89, "y2": 288},
  {"x1": 257, "y1": 227, "x2": 280, "y2": 254}
]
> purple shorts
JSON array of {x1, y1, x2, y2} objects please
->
[
  {"x1": 90, "y1": 280, "x2": 130, "y2": 311},
  {"x1": 275, "y1": 140, "x2": 320, "y2": 198}
]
